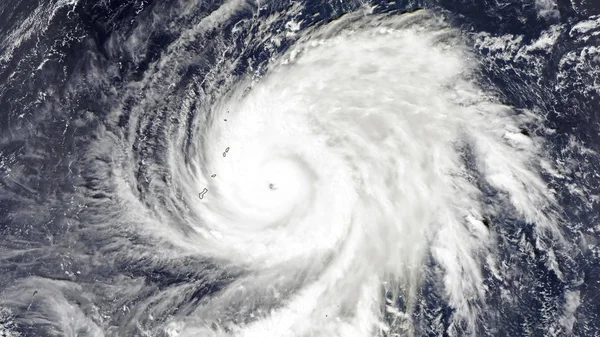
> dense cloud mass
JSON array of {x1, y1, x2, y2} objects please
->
[{"x1": 0, "y1": 0, "x2": 599, "y2": 336}]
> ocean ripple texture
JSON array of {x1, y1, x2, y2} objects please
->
[{"x1": 0, "y1": 0, "x2": 599, "y2": 336}]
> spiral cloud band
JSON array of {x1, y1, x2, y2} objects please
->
[
  {"x1": 123, "y1": 10, "x2": 561, "y2": 336},
  {"x1": 2, "y1": 1, "x2": 588, "y2": 336}
]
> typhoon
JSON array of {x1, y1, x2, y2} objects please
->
[{"x1": 0, "y1": 0, "x2": 599, "y2": 337}]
